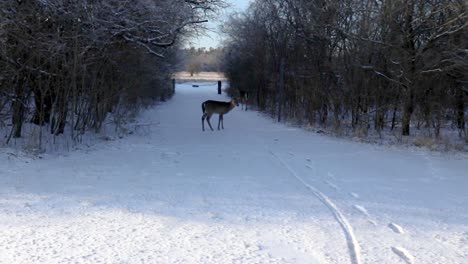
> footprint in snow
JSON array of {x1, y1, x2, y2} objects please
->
[
  {"x1": 388, "y1": 223, "x2": 405, "y2": 234},
  {"x1": 353, "y1": 204, "x2": 369, "y2": 217},
  {"x1": 391, "y1": 246, "x2": 414, "y2": 264}
]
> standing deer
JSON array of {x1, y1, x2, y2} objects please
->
[
  {"x1": 201, "y1": 99, "x2": 239, "y2": 131},
  {"x1": 239, "y1": 90, "x2": 249, "y2": 111}
]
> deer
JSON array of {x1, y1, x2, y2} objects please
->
[
  {"x1": 201, "y1": 98, "x2": 239, "y2": 131},
  {"x1": 239, "y1": 90, "x2": 249, "y2": 111}
]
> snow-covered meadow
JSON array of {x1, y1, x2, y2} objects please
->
[{"x1": 0, "y1": 83, "x2": 467, "y2": 263}]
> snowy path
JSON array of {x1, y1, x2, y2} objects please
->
[{"x1": 1, "y1": 84, "x2": 467, "y2": 263}]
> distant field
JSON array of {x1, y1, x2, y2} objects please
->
[{"x1": 174, "y1": 71, "x2": 227, "y2": 81}]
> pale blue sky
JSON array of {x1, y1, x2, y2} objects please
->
[{"x1": 188, "y1": 0, "x2": 251, "y2": 48}]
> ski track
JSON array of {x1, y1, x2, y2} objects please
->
[
  {"x1": 320, "y1": 170, "x2": 413, "y2": 263},
  {"x1": 269, "y1": 151, "x2": 362, "y2": 264}
]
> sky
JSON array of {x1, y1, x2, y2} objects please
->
[{"x1": 187, "y1": 0, "x2": 252, "y2": 48}]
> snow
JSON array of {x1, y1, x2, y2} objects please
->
[
  {"x1": 388, "y1": 223, "x2": 405, "y2": 234},
  {"x1": 391, "y1": 247, "x2": 414, "y2": 264},
  {"x1": 1, "y1": 83, "x2": 467, "y2": 263}
]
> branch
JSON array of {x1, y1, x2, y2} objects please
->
[
  {"x1": 150, "y1": 19, "x2": 208, "y2": 47},
  {"x1": 361, "y1": 65, "x2": 408, "y2": 88},
  {"x1": 420, "y1": 68, "x2": 443, "y2": 74},
  {"x1": 122, "y1": 35, "x2": 165, "y2": 58},
  {"x1": 428, "y1": 20, "x2": 468, "y2": 43}
]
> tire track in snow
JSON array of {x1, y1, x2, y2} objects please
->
[{"x1": 270, "y1": 151, "x2": 362, "y2": 264}]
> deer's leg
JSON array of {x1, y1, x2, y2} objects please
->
[
  {"x1": 217, "y1": 114, "x2": 222, "y2": 130},
  {"x1": 202, "y1": 113, "x2": 207, "y2": 131},
  {"x1": 206, "y1": 114, "x2": 214, "y2": 131}
]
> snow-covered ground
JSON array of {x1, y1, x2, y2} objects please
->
[{"x1": 1, "y1": 83, "x2": 467, "y2": 264}]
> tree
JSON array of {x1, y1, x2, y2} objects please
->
[
  {"x1": 222, "y1": 0, "x2": 467, "y2": 141},
  {"x1": 0, "y1": 0, "x2": 226, "y2": 147}
]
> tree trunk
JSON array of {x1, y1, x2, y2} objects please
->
[
  {"x1": 456, "y1": 86, "x2": 465, "y2": 130},
  {"x1": 12, "y1": 77, "x2": 25, "y2": 138},
  {"x1": 320, "y1": 103, "x2": 328, "y2": 126},
  {"x1": 375, "y1": 108, "x2": 385, "y2": 132},
  {"x1": 401, "y1": 0, "x2": 418, "y2": 136},
  {"x1": 401, "y1": 89, "x2": 414, "y2": 136}
]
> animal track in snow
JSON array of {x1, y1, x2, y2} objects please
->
[
  {"x1": 388, "y1": 223, "x2": 405, "y2": 234},
  {"x1": 353, "y1": 205, "x2": 369, "y2": 217},
  {"x1": 391, "y1": 246, "x2": 414, "y2": 264}
]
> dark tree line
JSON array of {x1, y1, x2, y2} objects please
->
[
  {"x1": 223, "y1": 0, "x2": 467, "y2": 141},
  {"x1": 181, "y1": 47, "x2": 224, "y2": 75},
  {"x1": 0, "y1": 0, "x2": 224, "y2": 147}
]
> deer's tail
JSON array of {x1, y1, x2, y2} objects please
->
[{"x1": 201, "y1": 101, "x2": 206, "y2": 113}]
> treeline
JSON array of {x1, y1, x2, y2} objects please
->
[
  {"x1": 223, "y1": 0, "x2": 467, "y2": 140},
  {"x1": 0, "y1": 0, "x2": 223, "y2": 146},
  {"x1": 180, "y1": 47, "x2": 224, "y2": 75}
]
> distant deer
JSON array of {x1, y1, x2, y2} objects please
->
[
  {"x1": 239, "y1": 90, "x2": 249, "y2": 111},
  {"x1": 201, "y1": 99, "x2": 239, "y2": 131}
]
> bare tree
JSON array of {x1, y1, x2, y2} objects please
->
[
  {"x1": 0, "y1": 0, "x2": 226, "y2": 148},
  {"x1": 222, "y1": 0, "x2": 467, "y2": 143}
]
